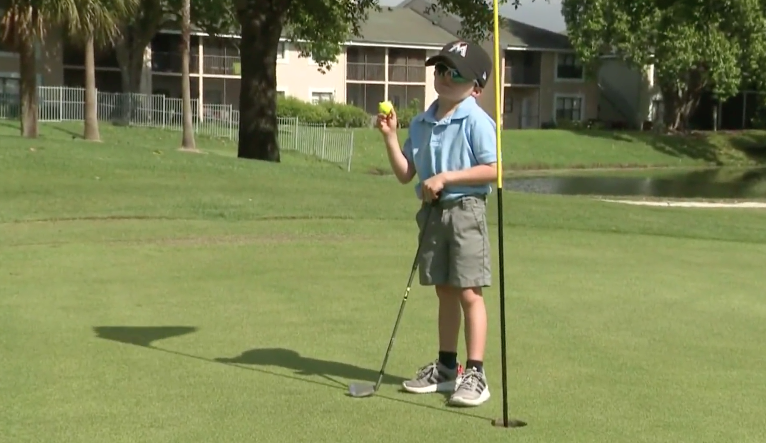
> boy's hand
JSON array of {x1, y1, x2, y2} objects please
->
[
  {"x1": 376, "y1": 109, "x2": 398, "y2": 137},
  {"x1": 422, "y1": 174, "x2": 445, "y2": 201}
]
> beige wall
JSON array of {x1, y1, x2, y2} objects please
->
[
  {"x1": 276, "y1": 43, "x2": 346, "y2": 103},
  {"x1": 474, "y1": 39, "x2": 503, "y2": 124},
  {"x1": 538, "y1": 51, "x2": 599, "y2": 125}
]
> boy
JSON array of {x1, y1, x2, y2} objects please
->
[{"x1": 376, "y1": 40, "x2": 497, "y2": 407}]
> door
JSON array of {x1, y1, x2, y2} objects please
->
[{"x1": 520, "y1": 97, "x2": 532, "y2": 129}]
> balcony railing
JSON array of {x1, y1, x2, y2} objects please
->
[
  {"x1": 202, "y1": 54, "x2": 241, "y2": 76},
  {"x1": 388, "y1": 65, "x2": 426, "y2": 83},
  {"x1": 504, "y1": 66, "x2": 540, "y2": 85},
  {"x1": 346, "y1": 62, "x2": 385, "y2": 81},
  {"x1": 151, "y1": 51, "x2": 198, "y2": 74}
]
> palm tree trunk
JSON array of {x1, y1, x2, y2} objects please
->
[
  {"x1": 83, "y1": 34, "x2": 101, "y2": 141},
  {"x1": 18, "y1": 36, "x2": 38, "y2": 138},
  {"x1": 180, "y1": 0, "x2": 195, "y2": 150}
]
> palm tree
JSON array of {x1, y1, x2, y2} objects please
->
[
  {"x1": 179, "y1": 0, "x2": 195, "y2": 150},
  {"x1": 67, "y1": 0, "x2": 138, "y2": 141},
  {"x1": 0, "y1": 2, "x2": 55, "y2": 137}
]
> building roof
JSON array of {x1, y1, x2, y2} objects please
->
[
  {"x1": 174, "y1": 0, "x2": 573, "y2": 51},
  {"x1": 399, "y1": 0, "x2": 572, "y2": 50},
  {"x1": 351, "y1": 6, "x2": 455, "y2": 47}
]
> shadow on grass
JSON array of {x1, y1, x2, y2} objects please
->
[
  {"x1": 92, "y1": 326, "x2": 491, "y2": 422},
  {"x1": 215, "y1": 347, "x2": 406, "y2": 386},
  {"x1": 564, "y1": 129, "x2": 766, "y2": 166},
  {"x1": 0, "y1": 119, "x2": 82, "y2": 139}
]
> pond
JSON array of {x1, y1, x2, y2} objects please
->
[{"x1": 504, "y1": 168, "x2": 766, "y2": 199}]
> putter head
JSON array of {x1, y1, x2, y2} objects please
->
[{"x1": 347, "y1": 383, "x2": 376, "y2": 398}]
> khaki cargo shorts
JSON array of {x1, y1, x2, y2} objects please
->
[{"x1": 414, "y1": 195, "x2": 492, "y2": 289}]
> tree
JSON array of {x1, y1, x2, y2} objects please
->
[
  {"x1": 109, "y1": 0, "x2": 231, "y2": 124},
  {"x1": 67, "y1": 0, "x2": 138, "y2": 141},
  {"x1": 0, "y1": 1, "x2": 73, "y2": 137},
  {"x1": 562, "y1": 0, "x2": 766, "y2": 130},
  {"x1": 231, "y1": 0, "x2": 509, "y2": 162},
  {"x1": 178, "y1": 0, "x2": 195, "y2": 150}
]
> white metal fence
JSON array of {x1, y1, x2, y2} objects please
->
[{"x1": 0, "y1": 86, "x2": 355, "y2": 171}]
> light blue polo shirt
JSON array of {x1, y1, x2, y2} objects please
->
[{"x1": 402, "y1": 96, "x2": 497, "y2": 202}]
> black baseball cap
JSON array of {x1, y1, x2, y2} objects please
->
[{"x1": 425, "y1": 40, "x2": 493, "y2": 87}]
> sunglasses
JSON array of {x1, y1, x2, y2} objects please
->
[{"x1": 434, "y1": 63, "x2": 473, "y2": 84}]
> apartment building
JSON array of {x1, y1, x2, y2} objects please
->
[{"x1": 1, "y1": 1, "x2": 604, "y2": 129}]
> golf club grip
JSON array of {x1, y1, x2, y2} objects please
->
[{"x1": 373, "y1": 204, "x2": 434, "y2": 390}]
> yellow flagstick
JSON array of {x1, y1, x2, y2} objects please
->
[{"x1": 490, "y1": 0, "x2": 526, "y2": 429}]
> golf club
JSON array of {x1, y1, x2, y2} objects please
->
[{"x1": 348, "y1": 202, "x2": 435, "y2": 398}]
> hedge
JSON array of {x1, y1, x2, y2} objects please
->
[
  {"x1": 276, "y1": 96, "x2": 425, "y2": 128},
  {"x1": 277, "y1": 96, "x2": 370, "y2": 127}
]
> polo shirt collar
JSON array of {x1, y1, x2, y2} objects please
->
[{"x1": 413, "y1": 96, "x2": 479, "y2": 124}]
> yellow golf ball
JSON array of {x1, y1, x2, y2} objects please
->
[{"x1": 378, "y1": 101, "x2": 394, "y2": 115}]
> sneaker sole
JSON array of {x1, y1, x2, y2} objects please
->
[
  {"x1": 448, "y1": 388, "x2": 491, "y2": 407},
  {"x1": 401, "y1": 380, "x2": 458, "y2": 394}
]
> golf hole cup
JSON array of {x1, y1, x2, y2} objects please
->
[{"x1": 378, "y1": 101, "x2": 394, "y2": 116}]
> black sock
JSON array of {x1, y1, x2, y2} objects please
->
[
  {"x1": 466, "y1": 359, "x2": 483, "y2": 372},
  {"x1": 438, "y1": 351, "x2": 458, "y2": 370}
]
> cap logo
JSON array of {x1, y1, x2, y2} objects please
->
[{"x1": 448, "y1": 42, "x2": 468, "y2": 57}]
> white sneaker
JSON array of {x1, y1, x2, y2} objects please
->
[{"x1": 448, "y1": 366, "x2": 490, "y2": 407}]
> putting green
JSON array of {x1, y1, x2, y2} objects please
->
[{"x1": 2, "y1": 125, "x2": 766, "y2": 442}]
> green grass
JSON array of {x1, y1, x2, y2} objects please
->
[
  {"x1": 351, "y1": 126, "x2": 766, "y2": 174},
  {"x1": 4, "y1": 119, "x2": 765, "y2": 174},
  {"x1": 2, "y1": 121, "x2": 766, "y2": 442}
]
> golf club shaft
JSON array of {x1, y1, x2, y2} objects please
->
[{"x1": 373, "y1": 204, "x2": 433, "y2": 391}]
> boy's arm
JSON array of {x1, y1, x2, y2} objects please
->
[
  {"x1": 442, "y1": 118, "x2": 498, "y2": 186},
  {"x1": 384, "y1": 134, "x2": 417, "y2": 184}
]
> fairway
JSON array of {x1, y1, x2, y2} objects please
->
[{"x1": 2, "y1": 123, "x2": 766, "y2": 443}]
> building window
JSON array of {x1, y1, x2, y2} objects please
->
[
  {"x1": 1, "y1": 76, "x2": 19, "y2": 94},
  {"x1": 387, "y1": 48, "x2": 426, "y2": 83},
  {"x1": 346, "y1": 46, "x2": 385, "y2": 81},
  {"x1": 555, "y1": 53, "x2": 583, "y2": 80},
  {"x1": 388, "y1": 85, "x2": 424, "y2": 110},
  {"x1": 311, "y1": 91, "x2": 333, "y2": 104},
  {"x1": 555, "y1": 95, "x2": 583, "y2": 121},
  {"x1": 346, "y1": 82, "x2": 384, "y2": 114}
]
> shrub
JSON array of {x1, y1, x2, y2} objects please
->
[
  {"x1": 396, "y1": 99, "x2": 423, "y2": 128},
  {"x1": 318, "y1": 101, "x2": 370, "y2": 128},
  {"x1": 276, "y1": 96, "x2": 330, "y2": 124},
  {"x1": 276, "y1": 95, "x2": 369, "y2": 128}
]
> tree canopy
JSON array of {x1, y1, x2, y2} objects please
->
[
  {"x1": 562, "y1": 0, "x2": 766, "y2": 129},
  {"x1": 227, "y1": 0, "x2": 514, "y2": 162}
]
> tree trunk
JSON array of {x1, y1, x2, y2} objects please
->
[
  {"x1": 18, "y1": 35, "x2": 38, "y2": 138},
  {"x1": 83, "y1": 34, "x2": 101, "y2": 141},
  {"x1": 113, "y1": 21, "x2": 160, "y2": 125},
  {"x1": 180, "y1": 0, "x2": 196, "y2": 150},
  {"x1": 236, "y1": 1, "x2": 285, "y2": 161}
]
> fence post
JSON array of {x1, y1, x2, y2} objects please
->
[
  {"x1": 346, "y1": 130, "x2": 354, "y2": 172},
  {"x1": 58, "y1": 87, "x2": 63, "y2": 121},
  {"x1": 162, "y1": 96, "x2": 166, "y2": 129},
  {"x1": 320, "y1": 124, "x2": 326, "y2": 161},
  {"x1": 293, "y1": 117, "x2": 299, "y2": 152}
]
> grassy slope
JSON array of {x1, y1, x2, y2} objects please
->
[
  {"x1": 2, "y1": 121, "x2": 766, "y2": 442},
  {"x1": 3, "y1": 119, "x2": 765, "y2": 174},
  {"x1": 350, "y1": 126, "x2": 766, "y2": 174}
]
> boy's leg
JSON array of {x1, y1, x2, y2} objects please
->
[
  {"x1": 447, "y1": 197, "x2": 492, "y2": 407},
  {"x1": 402, "y1": 204, "x2": 462, "y2": 394}
]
